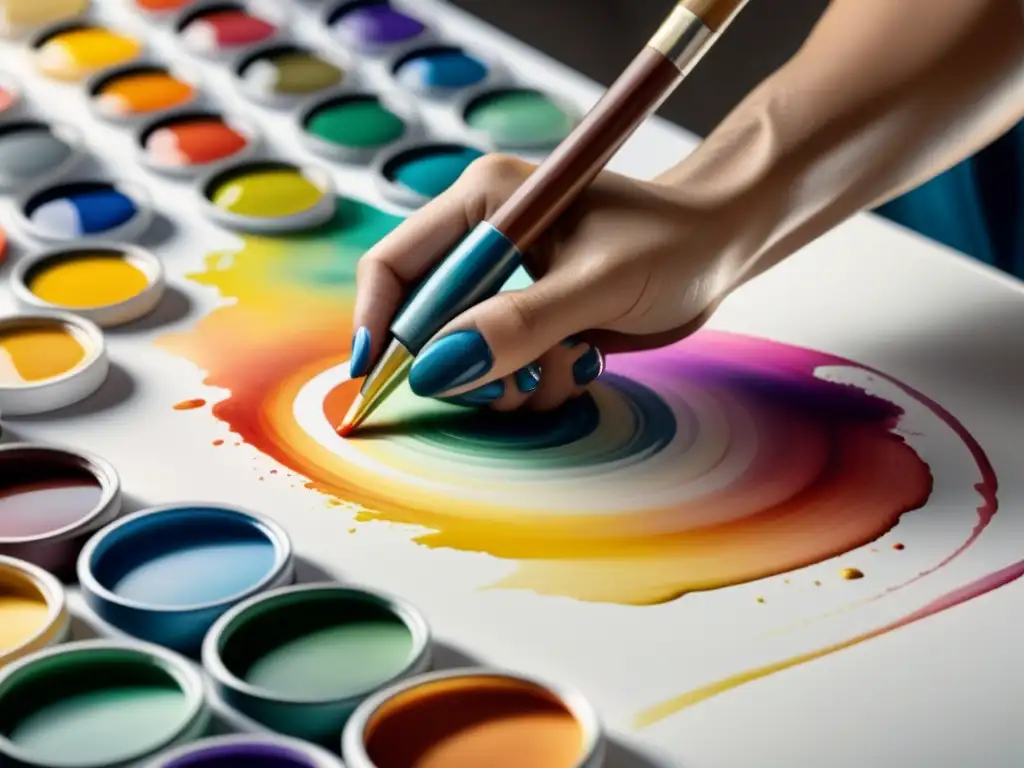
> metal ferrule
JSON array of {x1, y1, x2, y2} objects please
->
[
  {"x1": 647, "y1": 3, "x2": 713, "y2": 75},
  {"x1": 390, "y1": 221, "x2": 522, "y2": 354}
]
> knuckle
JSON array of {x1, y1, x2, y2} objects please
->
[
  {"x1": 493, "y1": 290, "x2": 538, "y2": 339},
  {"x1": 464, "y1": 153, "x2": 529, "y2": 189}
]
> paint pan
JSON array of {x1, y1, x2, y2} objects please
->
[
  {"x1": 458, "y1": 85, "x2": 579, "y2": 151},
  {"x1": 0, "y1": 313, "x2": 108, "y2": 417},
  {"x1": 148, "y1": 733, "x2": 348, "y2": 768},
  {"x1": 0, "y1": 73, "x2": 23, "y2": 119},
  {"x1": 374, "y1": 140, "x2": 484, "y2": 208},
  {"x1": 234, "y1": 42, "x2": 350, "y2": 108},
  {"x1": 0, "y1": 556, "x2": 69, "y2": 670},
  {"x1": 198, "y1": 159, "x2": 336, "y2": 234},
  {"x1": 78, "y1": 503, "x2": 294, "y2": 657},
  {"x1": 14, "y1": 180, "x2": 154, "y2": 243},
  {"x1": 0, "y1": 0, "x2": 88, "y2": 39},
  {"x1": 387, "y1": 42, "x2": 496, "y2": 100},
  {"x1": 324, "y1": 0, "x2": 431, "y2": 58},
  {"x1": 132, "y1": 0, "x2": 194, "y2": 24},
  {"x1": 297, "y1": 88, "x2": 419, "y2": 165},
  {"x1": 0, "y1": 442, "x2": 121, "y2": 579},
  {"x1": 175, "y1": 1, "x2": 288, "y2": 61},
  {"x1": 203, "y1": 583, "x2": 431, "y2": 746},
  {"x1": 0, "y1": 120, "x2": 85, "y2": 192},
  {"x1": 343, "y1": 668, "x2": 605, "y2": 768},
  {"x1": 0, "y1": 640, "x2": 209, "y2": 767},
  {"x1": 137, "y1": 108, "x2": 260, "y2": 179},
  {"x1": 31, "y1": 20, "x2": 144, "y2": 82},
  {"x1": 86, "y1": 61, "x2": 200, "y2": 125},
  {"x1": 12, "y1": 244, "x2": 165, "y2": 328}
]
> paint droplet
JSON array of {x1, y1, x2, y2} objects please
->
[
  {"x1": 783, "y1": 578, "x2": 790, "y2": 584},
  {"x1": 756, "y1": 597, "x2": 765, "y2": 604},
  {"x1": 893, "y1": 542, "x2": 905, "y2": 550},
  {"x1": 212, "y1": 439, "x2": 224, "y2": 446},
  {"x1": 348, "y1": 528, "x2": 356, "y2": 534},
  {"x1": 814, "y1": 580, "x2": 822, "y2": 586},
  {"x1": 173, "y1": 398, "x2": 206, "y2": 410},
  {"x1": 840, "y1": 568, "x2": 864, "y2": 580},
  {"x1": 270, "y1": 469, "x2": 277, "y2": 475}
]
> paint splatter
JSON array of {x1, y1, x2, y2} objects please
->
[
  {"x1": 173, "y1": 398, "x2": 206, "y2": 410},
  {"x1": 157, "y1": 193, "x2": 1004, "y2": 722},
  {"x1": 212, "y1": 439, "x2": 224, "y2": 446},
  {"x1": 840, "y1": 568, "x2": 864, "y2": 580},
  {"x1": 893, "y1": 543, "x2": 905, "y2": 550}
]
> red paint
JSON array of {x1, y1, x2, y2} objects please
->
[
  {"x1": 892, "y1": 542, "x2": 905, "y2": 550},
  {"x1": 182, "y1": 10, "x2": 276, "y2": 50},
  {"x1": 145, "y1": 119, "x2": 248, "y2": 167}
]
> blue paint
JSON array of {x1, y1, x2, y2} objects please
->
[
  {"x1": 395, "y1": 49, "x2": 487, "y2": 91},
  {"x1": 29, "y1": 187, "x2": 137, "y2": 237},
  {"x1": 389, "y1": 145, "x2": 483, "y2": 199}
]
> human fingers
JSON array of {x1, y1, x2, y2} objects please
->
[{"x1": 349, "y1": 154, "x2": 535, "y2": 376}]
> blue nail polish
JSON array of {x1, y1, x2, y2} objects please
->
[
  {"x1": 350, "y1": 326, "x2": 371, "y2": 378},
  {"x1": 515, "y1": 364, "x2": 541, "y2": 393},
  {"x1": 409, "y1": 329, "x2": 494, "y2": 397},
  {"x1": 443, "y1": 380, "x2": 505, "y2": 406},
  {"x1": 572, "y1": 347, "x2": 604, "y2": 386},
  {"x1": 562, "y1": 338, "x2": 582, "y2": 348}
]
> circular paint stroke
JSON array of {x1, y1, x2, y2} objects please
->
[{"x1": 265, "y1": 331, "x2": 994, "y2": 606}]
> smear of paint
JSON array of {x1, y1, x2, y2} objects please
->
[
  {"x1": 636, "y1": 558, "x2": 1024, "y2": 727},
  {"x1": 173, "y1": 399, "x2": 206, "y2": 411}
]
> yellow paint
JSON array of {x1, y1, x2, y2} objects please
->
[
  {"x1": 28, "y1": 253, "x2": 150, "y2": 308},
  {"x1": 211, "y1": 169, "x2": 324, "y2": 219},
  {"x1": 0, "y1": 595, "x2": 49, "y2": 652},
  {"x1": 0, "y1": 325, "x2": 87, "y2": 384},
  {"x1": 35, "y1": 27, "x2": 142, "y2": 81},
  {"x1": 0, "y1": 0, "x2": 88, "y2": 32}
]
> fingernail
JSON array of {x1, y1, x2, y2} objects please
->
[
  {"x1": 350, "y1": 326, "x2": 371, "y2": 378},
  {"x1": 572, "y1": 346, "x2": 604, "y2": 386},
  {"x1": 443, "y1": 381, "x2": 505, "y2": 406},
  {"x1": 410, "y1": 329, "x2": 494, "y2": 398},
  {"x1": 562, "y1": 338, "x2": 582, "y2": 348},
  {"x1": 515, "y1": 364, "x2": 541, "y2": 393}
]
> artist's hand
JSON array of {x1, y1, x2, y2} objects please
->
[{"x1": 351, "y1": 154, "x2": 736, "y2": 410}]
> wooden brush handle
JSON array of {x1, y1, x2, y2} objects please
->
[{"x1": 680, "y1": 0, "x2": 748, "y2": 31}]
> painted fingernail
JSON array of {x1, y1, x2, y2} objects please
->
[
  {"x1": 350, "y1": 326, "x2": 371, "y2": 378},
  {"x1": 572, "y1": 346, "x2": 604, "y2": 386},
  {"x1": 443, "y1": 381, "x2": 505, "y2": 406},
  {"x1": 562, "y1": 338, "x2": 582, "y2": 348},
  {"x1": 409, "y1": 329, "x2": 494, "y2": 398},
  {"x1": 515, "y1": 364, "x2": 541, "y2": 393}
]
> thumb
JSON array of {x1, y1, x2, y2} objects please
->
[{"x1": 407, "y1": 270, "x2": 605, "y2": 399}]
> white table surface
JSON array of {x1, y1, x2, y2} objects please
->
[{"x1": 2, "y1": 1, "x2": 1023, "y2": 766}]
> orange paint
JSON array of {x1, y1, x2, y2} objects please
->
[
  {"x1": 95, "y1": 71, "x2": 194, "y2": 116},
  {"x1": 840, "y1": 568, "x2": 864, "y2": 580},
  {"x1": 145, "y1": 119, "x2": 248, "y2": 167},
  {"x1": 364, "y1": 676, "x2": 584, "y2": 768},
  {"x1": 173, "y1": 398, "x2": 206, "y2": 411},
  {"x1": 135, "y1": 0, "x2": 190, "y2": 9},
  {"x1": 212, "y1": 439, "x2": 224, "y2": 446}
]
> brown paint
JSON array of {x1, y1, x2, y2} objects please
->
[
  {"x1": 364, "y1": 676, "x2": 584, "y2": 768},
  {"x1": 840, "y1": 568, "x2": 864, "y2": 580},
  {"x1": 490, "y1": 46, "x2": 681, "y2": 249},
  {"x1": 0, "y1": 449, "x2": 102, "y2": 539},
  {"x1": 173, "y1": 398, "x2": 206, "y2": 410},
  {"x1": 681, "y1": 0, "x2": 747, "y2": 32},
  {"x1": 892, "y1": 543, "x2": 905, "y2": 551}
]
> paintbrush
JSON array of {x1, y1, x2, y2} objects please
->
[{"x1": 339, "y1": 0, "x2": 749, "y2": 436}]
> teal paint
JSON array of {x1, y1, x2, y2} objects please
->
[
  {"x1": 390, "y1": 145, "x2": 483, "y2": 199},
  {"x1": 464, "y1": 89, "x2": 574, "y2": 147}
]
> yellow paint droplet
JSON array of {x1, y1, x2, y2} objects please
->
[
  {"x1": 36, "y1": 27, "x2": 142, "y2": 81},
  {"x1": 211, "y1": 169, "x2": 325, "y2": 219},
  {"x1": 28, "y1": 253, "x2": 150, "y2": 309},
  {"x1": 756, "y1": 597, "x2": 765, "y2": 604},
  {"x1": 0, "y1": 324, "x2": 86, "y2": 384},
  {"x1": 348, "y1": 528, "x2": 356, "y2": 534},
  {"x1": 783, "y1": 578, "x2": 790, "y2": 584},
  {"x1": 840, "y1": 568, "x2": 864, "y2": 580}
]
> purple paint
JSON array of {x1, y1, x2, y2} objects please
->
[
  {"x1": 164, "y1": 742, "x2": 318, "y2": 768},
  {"x1": 333, "y1": 4, "x2": 426, "y2": 46}
]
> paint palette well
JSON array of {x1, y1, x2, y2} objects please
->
[
  {"x1": 376, "y1": 141, "x2": 483, "y2": 207},
  {"x1": 32, "y1": 22, "x2": 143, "y2": 81},
  {"x1": 17, "y1": 180, "x2": 153, "y2": 243},
  {"x1": 462, "y1": 87, "x2": 577, "y2": 149},
  {"x1": 138, "y1": 110, "x2": 259, "y2": 176},
  {"x1": 88, "y1": 62, "x2": 197, "y2": 122},
  {"x1": 0, "y1": 557, "x2": 68, "y2": 670},
  {"x1": 177, "y1": 2, "x2": 283, "y2": 58},
  {"x1": 326, "y1": 0, "x2": 428, "y2": 55},
  {"x1": 235, "y1": 43, "x2": 347, "y2": 106},
  {"x1": 299, "y1": 91, "x2": 413, "y2": 163},
  {"x1": 0, "y1": 120, "x2": 83, "y2": 191},
  {"x1": 0, "y1": 0, "x2": 88, "y2": 38},
  {"x1": 391, "y1": 44, "x2": 490, "y2": 96}
]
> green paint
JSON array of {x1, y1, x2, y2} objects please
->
[
  {"x1": 465, "y1": 89, "x2": 574, "y2": 147},
  {"x1": 306, "y1": 99, "x2": 406, "y2": 149},
  {"x1": 245, "y1": 620, "x2": 414, "y2": 699},
  {"x1": 8, "y1": 686, "x2": 187, "y2": 764}
]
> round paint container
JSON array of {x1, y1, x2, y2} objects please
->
[
  {"x1": 458, "y1": 86, "x2": 579, "y2": 151},
  {"x1": 137, "y1": 108, "x2": 261, "y2": 179},
  {"x1": 0, "y1": 556, "x2": 69, "y2": 670},
  {"x1": 324, "y1": 0, "x2": 431, "y2": 58},
  {"x1": 148, "y1": 734, "x2": 348, "y2": 768},
  {"x1": 0, "y1": 73, "x2": 23, "y2": 120},
  {"x1": 343, "y1": 668, "x2": 605, "y2": 768},
  {"x1": 234, "y1": 42, "x2": 350, "y2": 109},
  {"x1": 373, "y1": 140, "x2": 484, "y2": 208},
  {"x1": 31, "y1": 20, "x2": 144, "y2": 82},
  {"x1": 297, "y1": 88, "x2": 418, "y2": 165},
  {"x1": 0, "y1": 120, "x2": 84, "y2": 192},
  {"x1": 0, "y1": 0, "x2": 88, "y2": 40},
  {"x1": 78, "y1": 503, "x2": 294, "y2": 657},
  {"x1": 0, "y1": 442, "x2": 121, "y2": 578},
  {"x1": 198, "y1": 159, "x2": 336, "y2": 234},
  {"x1": 203, "y1": 583, "x2": 431, "y2": 746},
  {"x1": 14, "y1": 180, "x2": 154, "y2": 243},
  {"x1": 86, "y1": 61, "x2": 200, "y2": 125},
  {"x1": 0, "y1": 640, "x2": 209, "y2": 767},
  {"x1": 131, "y1": 0, "x2": 195, "y2": 24},
  {"x1": 175, "y1": 1, "x2": 287, "y2": 61},
  {"x1": 387, "y1": 42, "x2": 495, "y2": 100},
  {"x1": 11, "y1": 243, "x2": 165, "y2": 328},
  {"x1": 0, "y1": 313, "x2": 109, "y2": 417}
]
